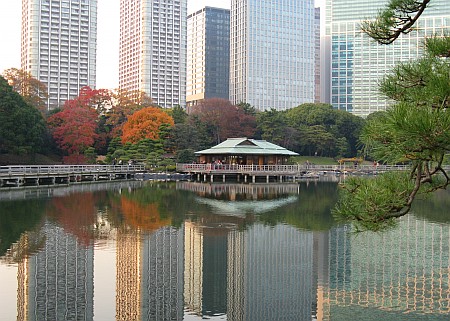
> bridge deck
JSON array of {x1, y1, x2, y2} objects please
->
[{"x1": 0, "y1": 165, "x2": 145, "y2": 188}]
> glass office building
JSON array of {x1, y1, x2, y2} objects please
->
[
  {"x1": 119, "y1": 0, "x2": 187, "y2": 108},
  {"x1": 325, "y1": 0, "x2": 450, "y2": 117},
  {"x1": 21, "y1": 0, "x2": 97, "y2": 110},
  {"x1": 230, "y1": 0, "x2": 315, "y2": 111},
  {"x1": 187, "y1": 7, "x2": 230, "y2": 108}
]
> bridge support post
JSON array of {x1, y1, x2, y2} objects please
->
[
  {"x1": 211, "y1": 174, "x2": 214, "y2": 183},
  {"x1": 244, "y1": 175, "x2": 247, "y2": 183},
  {"x1": 223, "y1": 175, "x2": 226, "y2": 182},
  {"x1": 237, "y1": 175, "x2": 240, "y2": 182},
  {"x1": 266, "y1": 175, "x2": 269, "y2": 183},
  {"x1": 252, "y1": 175, "x2": 255, "y2": 183},
  {"x1": 204, "y1": 174, "x2": 207, "y2": 182},
  {"x1": 279, "y1": 176, "x2": 283, "y2": 183}
]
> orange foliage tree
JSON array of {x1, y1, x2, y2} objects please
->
[
  {"x1": 121, "y1": 106, "x2": 174, "y2": 144},
  {"x1": 120, "y1": 198, "x2": 171, "y2": 231},
  {"x1": 106, "y1": 89, "x2": 154, "y2": 137}
]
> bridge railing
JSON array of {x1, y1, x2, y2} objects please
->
[
  {"x1": 176, "y1": 163, "x2": 414, "y2": 173},
  {"x1": 0, "y1": 165, "x2": 145, "y2": 176}
]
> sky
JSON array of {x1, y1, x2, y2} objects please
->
[{"x1": 0, "y1": 0, "x2": 323, "y2": 90}]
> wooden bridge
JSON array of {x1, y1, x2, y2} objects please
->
[
  {"x1": 176, "y1": 163, "x2": 414, "y2": 183},
  {"x1": 0, "y1": 165, "x2": 145, "y2": 188}
]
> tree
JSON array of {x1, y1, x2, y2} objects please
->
[
  {"x1": 168, "y1": 105, "x2": 188, "y2": 124},
  {"x1": 105, "y1": 88, "x2": 153, "y2": 137},
  {"x1": 334, "y1": 0, "x2": 450, "y2": 231},
  {"x1": 0, "y1": 76, "x2": 47, "y2": 155},
  {"x1": 283, "y1": 103, "x2": 364, "y2": 157},
  {"x1": 47, "y1": 91, "x2": 99, "y2": 163},
  {"x1": 191, "y1": 98, "x2": 257, "y2": 144},
  {"x1": 360, "y1": 0, "x2": 431, "y2": 45},
  {"x1": 121, "y1": 106, "x2": 174, "y2": 144},
  {"x1": 2, "y1": 68, "x2": 49, "y2": 115}
]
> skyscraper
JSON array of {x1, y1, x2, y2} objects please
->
[
  {"x1": 119, "y1": 0, "x2": 187, "y2": 108},
  {"x1": 230, "y1": 0, "x2": 316, "y2": 111},
  {"x1": 325, "y1": 0, "x2": 450, "y2": 117},
  {"x1": 187, "y1": 7, "x2": 230, "y2": 108},
  {"x1": 21, "y1": 0, "x2": 97, "y2": 110}
]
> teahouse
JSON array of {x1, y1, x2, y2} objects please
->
[{"x1": 195, "y1": 138, "x2": 298, "y2": 165}]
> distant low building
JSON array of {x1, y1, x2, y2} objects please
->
[{"x1": 195, "y1": 138, "x2": 298, "y2": 165}]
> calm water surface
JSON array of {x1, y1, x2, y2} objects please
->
[{"x1": 0, "y1": 180, "x2": 449, "y2": 321}]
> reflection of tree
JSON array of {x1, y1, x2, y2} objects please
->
[
  {"x1": 0, "y1": 199, "x2": 46, "y2": 257},
  {"x1": 46, "y1": 193, "x2": 96, "y2": 245},
  {"x1": 121, "y1": 197, "x2": 171, "y2": 231},
  {"x1": 412, "y1": 189, "x2": 450, "y2": 224},
  {"x1": 258, "y1": 182, "x2": 338, "y2": 230}
]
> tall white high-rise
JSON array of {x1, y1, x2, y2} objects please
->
[
  {"x1": 325, "y1": 0, "x2": 450, "y2": 117},
  {"x1": 21, "y1": 0, "x2": 97, "y2": 110},
  {"x1": 230, "y1": 0, "x2": 316, "y2": 111},
  {"x1": 119, "y1": 0, "x2": 187, "y2": 108}
]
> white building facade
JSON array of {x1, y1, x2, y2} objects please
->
[
  {"x1": 325, "y1": 0, "x2": 450, "y2": 117},
  {"x1": 21, "y1": 0, "x2": 97, "y2": 110},
  {"x1": 119, "y1": 0, "x2": 187, "y2": 108},
  {"x1": 230, "y1": 0, "x2": 316, "y2": 111}
]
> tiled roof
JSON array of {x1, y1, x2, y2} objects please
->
[{"x1": 195, "y1": 138, "x2": 298, "y2": 156}]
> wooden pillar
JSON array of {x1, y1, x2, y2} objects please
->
[
  {"x1": 204, "y1": 174, "x2": 207, "y2": 182},
  {"x1": 223, "y1": 174, "x2": 226, "y2": 182},
  {"x1": 244, "y1": 175, "x2": 247, "y2": 183},
  {"x1": 252, "y1": 175, "x2": 256, "y2": 183},
  {"x1": 197, "y1": 173, "x2": 200, "y2": 181},
  {"x1": 279, "y1": 176, "x2": 283, "y2": 183},
  {"x1": 237, "y1": 175, "x2": 240, "y2": 182},
  {"x1": 266, "y1": 175, "x2": 269, "y2": 183},
  {"x1": 210, "y1": 174, "x2": 214, "y2": 182}
]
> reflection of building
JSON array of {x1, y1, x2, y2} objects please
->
[
  {"x1": 325, "y1": 0, "x2": 450, "y2": 116},
  {"x1": 116, "y1": 226, "x2": 184, "y2": 321},
  {"x1": 17, "y1": 222, "x2": 94, "y2": 321},
  {"x1": 21, "y1": 0, "x2": 97, "y2": 110},
  {"x1": 119, "y1": 0, "x2": 187, "y2": 108},
  {"x1": 116, "y1": 229, "x2": 142, "y2": 321},
  {"x1": 239, "y1": 224, "x2": 315, "y2": 321},
  {"x1": 185, "y1": 219, "x2": 316, "y2": 320},
  {"x1": 322, "y1": 216, "x2": 450, "y2": 319},
  {"x1": 141, "y1": 227, "x2": 184, "y2": 321},
  {"x1": 184, "y1": 221, "x2": 229, "y2": 317}
]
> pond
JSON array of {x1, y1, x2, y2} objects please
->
[{"x1": 0, "y1": 180, "x2": 449, "y2": 321}]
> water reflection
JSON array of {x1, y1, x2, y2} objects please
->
[{"x1": 0, "y1": 182, "x2": 449, "y2": 320}]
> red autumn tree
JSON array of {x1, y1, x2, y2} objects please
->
[
  {"x1": 121, "y1": 106, "x2": 174, "y2": 144},
  {"x1": 47, "y1": 88, "x2": 100, "y2": 163},
  {"x1": 190, "y1": 98, "x2": 257, "y2": 143}
]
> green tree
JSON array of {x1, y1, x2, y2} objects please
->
[
  {"x1": 0, "y1": 76, "x2": 47, "y2": 155},
  {"x1": 2, "y1": 68, "x2": 49, "y2": 115},
  {"x1": 334, "y1": 0, "x2": 450, "y2": 231}
]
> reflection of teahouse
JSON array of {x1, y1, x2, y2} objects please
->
[{"x1": 195, "y1": 138, "x2": 298, "y2": 165}]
